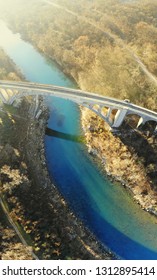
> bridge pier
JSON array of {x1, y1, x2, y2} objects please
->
[
  {"x1": 106, "y1": 107, "x2": 112, "y2": 119},
  {"x1": 154, "y1": 126, "x2": 157, "y2": 134},
  {"x1": 112, "y1": 109, "x2": 128, "y2": 128},
  {"x1": 0, "y1": 92, "x2": 7, "y2": 103},
  {"x1": 0, "y1": 88, "x2": 10, "y2": 103},
  {"x1": 136, "y1": 116, "x2": 147, "y2": 128}
]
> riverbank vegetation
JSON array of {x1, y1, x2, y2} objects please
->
[
  {"x1": 81, "y1": 108, "x2": 157, "y2": 213},
  {"x1": 2, "y1": 0, "x2": 157, "y2": 109},
  {"x1": 0, "y1": 51, "x2": 34, "y2": 259},
  {"x1": 0, "y1": 202, "x2": 33, "y2": 260},
  {"x1": 0, "y1": 48, "x2": 21, "y2": 81}
]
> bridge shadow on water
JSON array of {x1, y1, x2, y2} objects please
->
[{"x1": 45, "y1": 127, "x2": 85, "y2": 143}]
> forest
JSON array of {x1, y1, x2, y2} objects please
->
[
  {"x1": 0, "y1": 48, "x2": 21, "y2": 81},
  {"x1": 0, "y1": 0, "x2": 156, "y2": 110}
]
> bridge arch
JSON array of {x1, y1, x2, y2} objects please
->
[
  {"x1": 4, "y1": 87, "x2": 113, "y2": 127},
  {"x1": 123, "y1": 113, "x2": 143, "y2": 129},
  {"x1": 82, "y1": 104, "x2": 112, "y2": 127}
]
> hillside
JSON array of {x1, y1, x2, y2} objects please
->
[
  {"x1": 0, "y1": 48, "x2": 21, "y2": 81},
  {"x1": 1, "y1": 0, "x2": 156, "y2": 109},
  {"x1": 0, "y1": 50, "x2": 34, "y2": 259}
]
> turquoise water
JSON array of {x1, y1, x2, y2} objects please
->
[{"x1": 1, "y1": 21, "x2": 157, "y2": 259}]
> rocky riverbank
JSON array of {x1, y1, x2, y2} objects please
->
[
  {"x1": 0, "y1": 98, "x2": 114, "y2": 260},
  {"x1": 81, "y1": 107, "x2": 157, "y2": 216}
]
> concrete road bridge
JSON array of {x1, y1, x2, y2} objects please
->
[{"x1": 0, "y1": 80, "x2": 157, "y2": 131}]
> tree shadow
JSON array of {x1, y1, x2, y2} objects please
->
[{"x1": 118, "y1": 122, "x2": 157, "y2": 186}]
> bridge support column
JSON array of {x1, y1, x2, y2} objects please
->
[
  {"x1": 0, "y1": 89, "x2": 10, "y2": 103},
  {"x1": 106, "y1": 107, "x2": 112, "y2": 118},
  {"x1": 137, "y1": 117, "x2": 146, "y2": 128},
  {"x1": 112, "y1": 109, "x2": 128, "y2": 128},
  {"x1": 154, "y1": 125, "x2": 157, "y2": 134},
  {"x1": 0, "y1": 92, "x2": 7, "y2": 103}
]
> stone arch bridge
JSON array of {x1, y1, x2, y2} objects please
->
[{"x1": 0, "y1": 80, "x2": 157, "y2": 131}]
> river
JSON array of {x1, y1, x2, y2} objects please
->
[{"x1": 0, "y1": 20, "x2": 157, "y2": 260}]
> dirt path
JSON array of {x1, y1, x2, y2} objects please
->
[{"x1": 0, "y1": 197, "x2": 39, "y2": 260}]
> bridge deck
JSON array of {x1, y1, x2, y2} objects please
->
[{"x1": 0, "y1": 80, "x2": 157, "y2": 128}]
